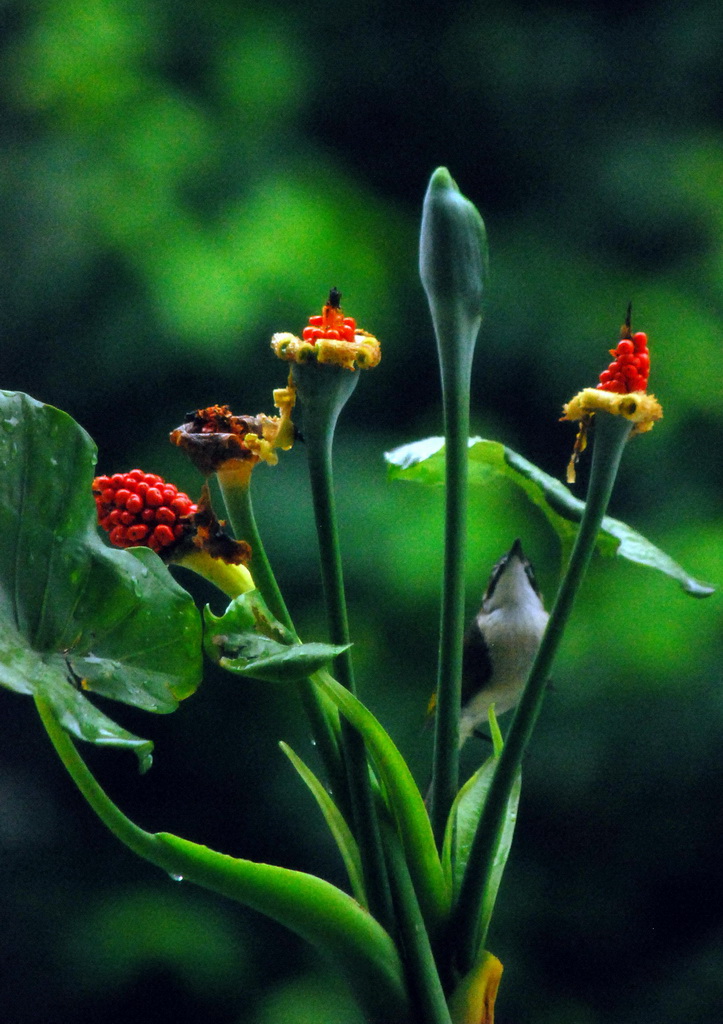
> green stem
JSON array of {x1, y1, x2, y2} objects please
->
[
  {"x1": 295, "y1": 362, "x2": 394, "y2": 934},
  {"x1": 217, "y1": 466, "x2": 346, "y2": 815},
  {"x1": 303, "y1": 426, "x2": 355, "y2": 692},
  {"x1": 430, "y1": 380, "x2": 470, "y2": 844},
  {"x1": 34, "y1": 694, "x2": 179, "y2": 869},
  {"x1": 452, "y1": 412, "x2": 633, "y2": 973},
  {"x1": 381, "y1": 817, "x2": 453, "y2": 1024},
  {"x1": 217, "y1": 467, "x2": 293, "y2": 630}
]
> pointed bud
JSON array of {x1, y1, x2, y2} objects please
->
[{"x1": 419, "y1": 167, "x2": 489, "y2": 379}]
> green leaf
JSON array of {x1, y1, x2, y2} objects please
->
[
  {"x1": 385, "y1": 436, "x2": 715, "y2": 597},
  {"x1": 279, "y1": 741, "x2": 366, "y2": 906},
  {"x1": 312, "y1": 671, "x2": 450, "y2": 933},
  {"x1": 155, "y1": 831, "x2": 411, "y2": 1024},
  {"x1": 204, "y1": 593, "x2": 348, "y2": 682},
  {"x1": 442, "y1": 756, "x2": 520, "y2": 938},
  {"x1": 0, "y1": 392, "x2": 203, "y2": 770}
]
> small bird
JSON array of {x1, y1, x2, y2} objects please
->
[{"x1": 432, "y1": 539, "x2": 549, "y2": 747}]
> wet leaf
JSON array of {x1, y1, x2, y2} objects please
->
[{"x1": 0, "y1": 392, "x2": 203, "y2": 769}]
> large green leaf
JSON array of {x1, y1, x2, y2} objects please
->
[
  {"x1": 0, "y1": 392, "x2": 203, "y2": 769},
  {"x1": 385, "y1": 436, "x2": 715, "y2": 597},
  {"x1": 204, "y1": 592, "x2": 349, "y2": 682}
]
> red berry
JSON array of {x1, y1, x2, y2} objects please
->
[
  {"x1": 153, "y1": 524, "x2": 176, "y2": 547},
  {"x1": 145, "y1": 487, "x2": 163, "y2": 507},
  {"x1": 109, "y1": 526, "x2": 128, "y2": 546},
  {"x1": 127, "y1": 524, "x2": 149, "y2": 542},
  {"x1": 125, "y1": 493, "x2": 143, "y2": 514},
  {"x1": 155, "y1": 507, "x2": 176, "y2": 526},
  {"x1": 616, "y1": 339, "x2": 634, "y2": 356},
  {"x1": 171, "y1": 497, "x2": 191, "y2": 515}
]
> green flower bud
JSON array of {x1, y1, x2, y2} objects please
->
[{"x1": 419, "y1": 167, "x2": 489, "y2": 381}]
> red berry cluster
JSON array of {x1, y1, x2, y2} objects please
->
[
  {"x1": 302, "y1": 313, "x2": 357, "y2": 343},
  {"x1": 301, "y1": 290, "x2": 357, "y2": 343},
  {"x1": 92, "y1": 470, "x2": 197, "y2": 554},
  {"x1": 597, "y1": 332, "x2": 650, "y2": 394}
]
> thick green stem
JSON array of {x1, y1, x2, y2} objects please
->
[
  {"x1": 216, "y1": 466, "x2": 346, "y2": 815},
  {"x1": 430, "y1": 382, "x2": 470, "y2": 844},
  {"x1": 381, "y1": 817, "x2": 453, "y2": 1024},
  {"x1": 452, "y1": 412, "x2": 633, "y2": 973},
  {"x1": 294, "y1": 361, "x2": 394, "y2": 934}
]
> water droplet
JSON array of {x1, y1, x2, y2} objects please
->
[{"x1": 168, "y1": 873, "x2": 184, "y2": 882}]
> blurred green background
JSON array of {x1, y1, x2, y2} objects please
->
[{"x1": 1, "y1": 0, "x2": 721, "y2": 1021}]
